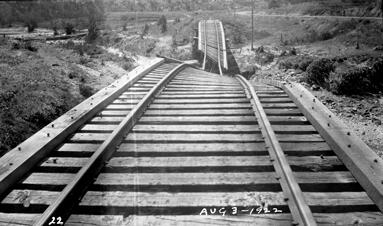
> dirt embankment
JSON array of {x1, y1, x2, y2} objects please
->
[{"x1": 0, "y1": 35, "x2": 139, "y2": 157}]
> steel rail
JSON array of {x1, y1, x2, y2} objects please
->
[
  {"x1": 218, "y1": 21, "x2": 228, "y2": 70},
  {"x1": 235, "y1": 75, "x2": 317, "y2": 226},
  {"x1": 213, "y1": 20, "x2": 223, "y2": 76},
  {"x1": 34, "y1": 63, "x2": 187, "y2": 226},
  {"x1": 202, "y1": 20, "x2": 207, "y2": 70}
]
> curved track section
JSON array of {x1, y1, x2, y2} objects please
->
[{"x1": 198, "y1": 20, "x2": 228, "y2": 75}]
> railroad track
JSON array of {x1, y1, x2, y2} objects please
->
[
  {"x1": 198, "y1": 20, "x2": 228, "y2": 75},
  {"x1": 0, "y1": 56, "x2": 382, "y2": 225}
]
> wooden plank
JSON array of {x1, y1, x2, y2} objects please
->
[
  {"x1": 117, "y1": 142, "x2": 331, "y2": 153},
  {"x1": 276, "y1": 134, "x2": 324, "y2": 142},
  {"x1": 261, "y1": 103, "x2": 297, "y2": 108},
  {"x1": 148, "y1": 103, "x2": 252, "y2": 109},
  {"x1": 161, "y1": 91, "x2": 245, "y2": 95},
  {"x1": 281, "y1": 143, "x2": 332, "y2": 152},
  {"x1": 2, "y1": 190, "x2": 286, "y2": 206},
  {"x1": 41, "y1": 156, "x2": 272, "y2": 168},
  {"x1": 164, "y1": 87, "x2": 244, "y2": 91},
  {"x1": 66, "y1": 214, "x2": 293, "y2": 226},
  {"x1": 153, "y1": 98, "x2": 250, "y2": 103},
  {"x1": 314, "y1": 212, "x2": 383, "y2": 225},
  {"x1": 259, "y1": 98, "x2": 293, "y2": 103},
  {"x1": 105, "y1": 104, "x2": 134, "y2": 110},
  {"x1": 20, "y1": 172, "x2": 357, "y2": 186},
  {"x1": 132, "y1": 124, "x2": 260, "y2": 132},
  {"x1": 57, "y1": 143, "x2": 100, "y2": 152},
  {"x1": 81, "y1": 124, "x2": 119, "y2": 132},
  {"x1": 144, "y1": 109, "x2": 254, "y2": 115},
  {"x1": 272, "y1": 125, "x2": 317, "y2": 133},
  {"x1": 139, "y1": 116, "x2": 257, "y2": 122},
  {"x1": 90, "y1": 115, "x2": 257, "y2": 123},
  {"x1": 40, "y1": 156, "x2": 342, "y2": 169},
  {"x1": 112, "y1": 99, "x2": 140, "y2": 104},
  {"x1": 0, "y1": 58, "x2": 165, "y2": 196},
  {"x1": 283, "y1": 82, "x2": 383, "y2": 212},
  {"x1": 304, "y1": 192, "x2": 374, "y2": 206},
  {"x1": 78, "y1": 191, "x2": 285, "y2": 206},
  {"x1": 118, "y1": 143, "x2": 266, "y2": 152},
  {"x1": 158, "y1": 94, "x2": 246, "y2": 98},
  {"x1": 0, "y1": 214, "x2": 39, "y2": 226},
  {"x1": 265, "y1": 109, "x2": 302, "y2": 116},
  {"x1": 169, "y1": 82, "x2": 240, "y2": 87},
  {"x1": 99, "y1": 110, "x2": 131, "y2": 116},
  {"x1": 267, "y1": 116, "x2": 308, "y2": 123},
  {"x1": 125, "y1": 133, "x2": 262, "y2": 142},
  {"x1": 2, "y1": 213, "x2": 383, "y2": 226}
]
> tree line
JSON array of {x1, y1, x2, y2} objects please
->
[{"x1": 0, "y1": 0, "x2": 104, "y2": 28}]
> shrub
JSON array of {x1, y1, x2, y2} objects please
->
[
  {"x1": 122, "y1": 62, "x2": 132, "y2": 71},
  {"x1": 122, "y1": 22, "x2": 128, "y2": 31},
  {"x1": 79, "y1": 83, "x2": 94, "y2": 98},
  {"x1": 305, "y1": 58, "x2": 334, "y2": 87},
  {"x1": 158, "y1": 15, "x2": 167, "y2": 33},
  {"x1": 268, "y1": 0, "x2": 281, "y2": 8},
  {"x1": 86, "y1": 17, "x2": 99, "y2": 43},
  {"x1": 329, "y1": 67, "x2": 372, "y2": 95},
  {"x1": 298, "y1": 58, "x2": 314, "y2": 71},
  {"x1": 24, "y1": 41, "x2": 37, "y2": 52},
  {"x1": 25, "y1": 20, "x2": 37, "y2": 33},
  {"x1": 64, "y1": 22, "x2": 75, "y2": 35},
  {"x1": 140, "y1": 24, "x2": 149, "y2": 39},
  {"x1": 278, "y1": 56, "x2": 314, "y2": 71},
  {"x1": 371, "y1": 59, "x2": 383, "y2": 89},
  {"x1": 79, "y1": 56, "x2": 89, "y2": 65}
]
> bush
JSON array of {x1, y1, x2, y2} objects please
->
[
  {"x1": 79, "y1": 83, "x2": 94, "y2": 98},
  {"x1": 25, "y1": 20, "x2": 37, "y2": 33},
  {"x1": 158, "y1": 15, "x2": 167, "y2": 33},
  {"x1": 86, "y1": 17, "x2": 99, "y2": 43},
  {"x1": 371, "y1": 59, "x2": 383, "y2": 90},
  {"x1": 305, "y1": 58, "x2": 334, "y2": 87},
  {"x1": 279, "y1": 55, "x2": 314, "y2": 71},
  {"x1": 122, "y1": 22, "x2": 128, "y2": 31},
  {"x1": 64, "y1": 23, "x2": 75, "y2": 35},
  {"x1": 141, "y1": 24, "x2": 149, "y2": 39},
  {"x1": 329, "y1": 67, "x2": 372, "y2": 95},
  {"x1": 268, "y1": 0, "x2": 281, "y2": 8}
]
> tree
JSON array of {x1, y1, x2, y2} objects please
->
[
  {"x1": 85, "y1": 0, "x2": 105, "y2": 43},
  {"x1": 158, "y1": 15, "x2": 167, "y2": 33},
  {"x1": 141, "y1": 24, "x2": 149, "y2": 39}
]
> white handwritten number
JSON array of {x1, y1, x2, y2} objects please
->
[
  {"x1": 231, "y1": 207, "x2": 238, "y2": 215},
  {"x1": 273, "y1": 208, "x2": 283, "y2": 213},
  {"x1": 48, "y1": 217, "x2": 64, "y2": 225}
]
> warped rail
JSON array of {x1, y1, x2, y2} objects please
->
[
  {"x1": 0, "y1": 58, "x2": 382, "y2": 225},
  {"x1": 198, "y1": 20, "x2": 228, "y2": 75}
]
